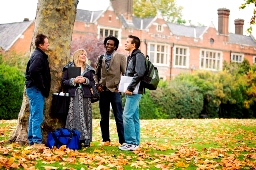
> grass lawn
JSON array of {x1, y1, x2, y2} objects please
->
[{"x1": 0, "y1": 119, "x2": 256, "y2": 169}]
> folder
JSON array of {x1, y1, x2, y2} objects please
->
[
  {"x1": 118, "y1": 76, "x2": 140, "y2": 94},
  {"x1": 67, "y1": 67, "x2": 81, "y2": 79}
]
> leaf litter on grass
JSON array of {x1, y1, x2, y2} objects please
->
[{"x1": 0, "y1": 119, "x2": 256, "y2": 169}]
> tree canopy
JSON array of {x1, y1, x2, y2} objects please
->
[
  {"x1": 240, "y1": 0, "x2": 256, "y2": 34},
  {"x1": 133, "y1": 0, "x2": 185, "y2": 24}
]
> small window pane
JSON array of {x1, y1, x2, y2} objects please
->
[{"x1": 150, "y1": 44, "x2": 155, "y2": 51}]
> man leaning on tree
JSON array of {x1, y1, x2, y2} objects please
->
[{"x1": 25, "y1": 34, "x2": 51, "y2": 145}]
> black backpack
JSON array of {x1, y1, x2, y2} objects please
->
[
  {"x1": 134, "y1": 53, "x2": 160, "y2": 90},
  {"x1": 142, "y1": 55, "x2": 160, "y2": 90}
]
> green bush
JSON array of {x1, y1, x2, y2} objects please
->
[
  {"x1": 151, "y1": 81, "x2": 204, "y2": 118},
  {"x1": 0, "y1": 64, "x2": 25, "y2": 119},
  {"x1": 139, "y1": 89, "x2": 168, "y2": 119},
  {"x1": 92, "y1": 102, "x2": 100, "y2": 119}
]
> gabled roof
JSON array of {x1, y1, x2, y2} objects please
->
[
  {"x1": 118, "y1": 14, "x2": 135, "y2": 28},
  {"x1": 167, "y1": 23, "x2": 207, "y2": 38},
  {"x1": 228, "y1": 33, "x2": 256, "y2": 46},
  {"x1": 118, "y1": 15, "x2": 156, "y2": 30},
  {"x1": 0, "y1": 20, "x2": 33, "y2": 50},
  {"x1": 76, "y1": 9, "x2": 104, "y2": 23}
]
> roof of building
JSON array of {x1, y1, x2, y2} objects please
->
[
  {"x1": 0, "y1": 9, "x2": 255, "y2": 52},
  {"x1": 229, "y1": 33, "x2": 256, "y2": 46},
  {"x1": 76, "y1": 9, "x2": 103, "y2": 23},
  {"x1": 0, "y1": 20, "x2": 33, "y2": 50},
  {"x1": 167, "y1": 23, "x2": 208, "y2": 38}
]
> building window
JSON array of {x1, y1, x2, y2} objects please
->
[
  {"x1": 148, "y1": 43, "x2": 170, "y2": 65},
  {"x1": 210, "y1": 38, "x2": 214, "y2": 44},
  {"x1": 99, "y1": 28, "x2": 119, "y2": 38},
  {"x1": 108, "y1": 15, "x2": 112, "y2": 22},
  {"x1": 200, "y1": 50, "x2": 222, "y2": 70},
  {"x1": 231, "y1": 53, "x2": 244, "y2": 63},
  {"x1": 253, "y1": 56, "x2": 256, "y2": 64},
  {"x1": 157, "y1": 24, "x2": 163, "y2": 32},
  {"x1": 174, "y1": 46, "x2": 189, "y2": 67}
]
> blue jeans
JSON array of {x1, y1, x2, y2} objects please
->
[
  {"x1": 123, "y1": 94, "x2": 142, "y2": 145},
  {"x1": 26, "y1": 86, "x2": 44, "y2": 145},
  {"x1": 99, "y1": 91, "x2": 125, "y2": 144}
]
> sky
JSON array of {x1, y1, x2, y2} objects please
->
[{"x1": 0, "y1": 0, "x2": 255, "y2": 37}]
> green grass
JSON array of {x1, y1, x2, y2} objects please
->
[{"x1": 0, "y1": 119, "x2": 256, "y2": 169}]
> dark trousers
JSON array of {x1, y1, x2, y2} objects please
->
[{"x1": 99, "y1": 90, "x2": 125, "y2": 144}]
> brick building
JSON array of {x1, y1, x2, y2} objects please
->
[{"x1": 0, "y1": 0, "x2": 256, "y2": 80}]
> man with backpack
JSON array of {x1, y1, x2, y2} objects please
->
[
  {"x1": 94, "y1": 35, "x2": 126, "y2": 146},
  {"x1": 119, "y1": 35, "x2": 146, "y2": 151}
]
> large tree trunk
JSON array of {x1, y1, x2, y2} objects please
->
[{"x1": 8, "y1": 0, "x2": 78, "y2": 145}]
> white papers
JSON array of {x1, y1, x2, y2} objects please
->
[
  {"x1": 118, "y1": 76, "x2": 140, "y2": 94},
  {"x1": 53, "y1": 92, "x2": 69, "y2": 96}
]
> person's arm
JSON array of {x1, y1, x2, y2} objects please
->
[
  {"x1": 127, "y1": 53, "x2": 146, "y2": 92},
  {"x1": 29, "y1": 54, "x2": 45, "y2": 90},
  {"x1": 62, "y1": 68, "x2": 77, "y2": 87}
]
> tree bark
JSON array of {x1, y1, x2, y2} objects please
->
[{"x1": 8, "y1": 0, "x2": 78, "y2": 145}]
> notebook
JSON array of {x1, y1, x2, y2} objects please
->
[
  {"x1": 118, "y1": 76, "x2": 140, "y2": 94},
  {"x1": 67, "y1": 67, "x2": 81, "y2": 79}
]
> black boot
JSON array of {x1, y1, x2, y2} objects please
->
[
  {"x1": 84, "y1": 139, "x2": 90, "y2": 147},
  {"x1": 78, "y1": 140, "x2": 84, "y2": 149}
]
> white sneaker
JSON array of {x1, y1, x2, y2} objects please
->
[
  {"x1": 119, "y1": 144, "x2": 139, "y2": 151},
  {"x1": 118, "y1": 143, "x2": 127, "y2": 150}
]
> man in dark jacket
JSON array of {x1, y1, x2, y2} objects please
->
[
  {"x1": 25, "y1": 34, "x2": 51, "y2": 145},
  {"x1": 119, "y1": 35, "x2": 146, "y2": 151}
]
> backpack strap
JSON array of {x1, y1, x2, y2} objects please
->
[{"x1": 96, "y1": 55, "x2": 104, "y2": 81}]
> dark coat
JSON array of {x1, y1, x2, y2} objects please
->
[
  {"x1": 125, "y1": 49, "x2": 146, "y2": 94},
  {"x1": 62, "y1": 62, "x2": 95, "y2": 98},
  {"x1": 25, "y1": 48, "x2": 51, "y2": 97}
]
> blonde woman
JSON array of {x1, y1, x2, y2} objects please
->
[{"x1": 62, "y1": 49, "x2": 95, "y2": 148}]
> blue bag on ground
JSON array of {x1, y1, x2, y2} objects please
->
[{"x1": 46, "y1": 128, "x2": 80, "y2": 150}]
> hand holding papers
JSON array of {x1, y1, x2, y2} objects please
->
[{"x1": 118, "y1": 76, "x2": 140, "y2": 94}]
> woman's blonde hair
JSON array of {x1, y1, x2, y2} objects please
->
[{"x1": 72, "y1": 49, "x2": 89, "y2": 67}]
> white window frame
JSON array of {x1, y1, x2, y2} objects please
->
[
  {"x1": 253, "y1": 56, "x2": 256, "y2": 64},
  {"x1": 200, "y1": 49, "x2": 222, "y2": 71},
  {"x1": 148, "y1": 43, "x2": 170, "y2": 66},
  {"x1": 108, "y1": 15, "x2": 112, "y2": 22},
  {"x1": 98, "y1": 26, "x2": 120, "y2": 40},
  {"x1": 231, "y1": 53, "x2": 244, "y2": 63},
  {"x1": 173, "y1": 46, "x2": 189, "y2": 68},
  {"x1": 157, "y1": 24, "x2": 163, "y2": 32}
]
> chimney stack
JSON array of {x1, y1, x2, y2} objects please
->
[
  {"x1": 217, "y1": 8, "x2": 230, "y2": 35},
  {"x1": 111, "y1": 0, "x2": 133, "y2": 21},
  {"x1": 234, "y1": 19, "x2": 244, "y2": 35}
]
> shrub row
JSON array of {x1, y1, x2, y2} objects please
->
[{"x1": 0, "y1": 64, "x2": 25, "y2": 119}]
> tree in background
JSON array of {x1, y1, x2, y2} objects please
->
[
  {"x1": 133, "y1": 0, "x2": 185, "y2": 24},
  {"x1": 71, "y1": 35, "x2": 127, "y2": 68},
  {"x1": 8, "y1": 0, "x2": 78, "y2": 145},
  {"x1": 71, "y1": 35, "x2": 105, "y2": 68},
  {"x1": 240, "y1": 0, "x2": 256, "y2": 33}
]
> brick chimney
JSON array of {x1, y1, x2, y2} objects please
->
[
  {"x1": 217, "y1": 8, "x2": 230, "y2": 35},
  {"x1": 111, "y1": 0, "x2": 133, "y2": 20},
  {"x1": 234, "y1": 19, "x2": 244, "y2": 35}
]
